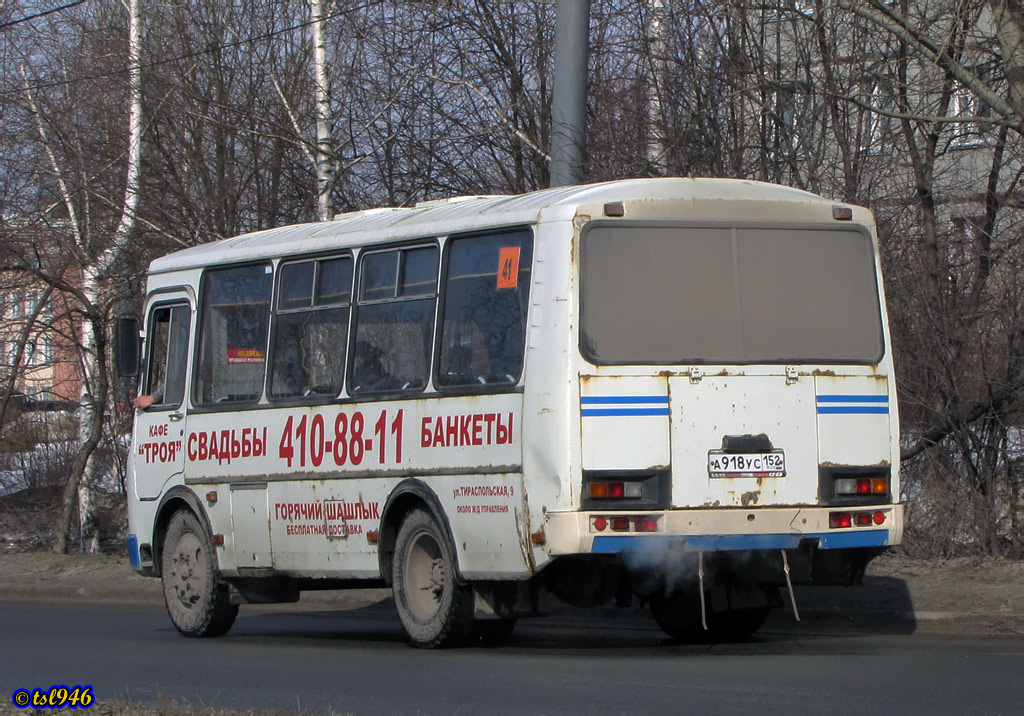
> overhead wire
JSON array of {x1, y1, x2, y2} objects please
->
[{"x1": 0, "y1": 1, "x2": 88, "y2": 31}]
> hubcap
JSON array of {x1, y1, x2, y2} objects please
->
[
  {"x1": 403, "y1": 530, "x2": 446, "y2": 622},
  {"x1": 168, "y1": 532, "x2": 207, "y2": 610}
]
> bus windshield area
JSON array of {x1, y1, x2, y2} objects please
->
[{"x1": 580, "y1": 224, "x2": 884, "y2": 365}]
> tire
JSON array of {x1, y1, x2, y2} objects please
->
[
  {"x1": 161, "y1": 509, "x2": 238, "y2": 638},
  {"x1": 392, "y1": 509, "x2": 473, "y2": 648},
  {"x1": 650, "y1": 586, "x2": 770, "y2": 642},
  {"x1": 708, "y1": 607, "x2": 771, "y2": 641},
  {"x1": 650, "y1": 588, "x2": 705, "y2": 641},
  {"x1": 474, "y1": 618, "x2": 517, "y2": 645}
]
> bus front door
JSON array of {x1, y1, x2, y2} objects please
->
[{"x1": 133, "y1": 297, "x2": 193, "y2": 500}]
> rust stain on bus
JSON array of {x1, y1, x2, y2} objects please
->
[{"x1": 515, "y1": 482, "x2": 536, "y2": 571}]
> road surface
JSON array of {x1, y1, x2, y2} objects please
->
[{"x1": 2, "y1": 599, "x2": 1023, "y2": 715}]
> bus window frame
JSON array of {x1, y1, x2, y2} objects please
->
[
  {"x1": 347, "y1": 240, "x2": 441, "y2": 399},
  {"x1": 266, "y1": 251, "x2": 354, "y2": 406},
  {"x1": 140, "y1": 295, "x2": 192, "y2": 412},
  {"x1": 433, "y1": 225, "x2": 534, "y2": 397},
  {"x1": 190, "y1": 260, "x2": 274, "y2": 412}
]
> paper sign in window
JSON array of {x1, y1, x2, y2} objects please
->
[
  {"x1": 497, "y1": 247, "x2": 521, "y2": 289},
  {"x1": 227, "y1": 348, "x2": 265, "y2": 364}
]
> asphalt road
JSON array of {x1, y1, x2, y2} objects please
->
[{"x1": 2, "y1": 599, "x2": 1023, "y2": 715}]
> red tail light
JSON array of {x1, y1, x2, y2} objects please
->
[
  {"x1": 834, "y1": 476, "x2": 890, "y2": 498},
  {"x1": 588, "y1": 481, "x2": 643, "y2": 499},
  {"x1": 829, "y1": 512, "x2": 852, "y2": 529},
  {"x1": 634, "y1": 516, "x2": 658, "y2": 532}
]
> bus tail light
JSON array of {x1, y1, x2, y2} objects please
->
[
  {"x1": 829, "y1": 512, "x2": 852, "y2": 529},
  {"x1": 610, "y1": 517, "x2": 630, "y2": 531},
  {"x1": 833, "y1": 476, "x2": 889, "y2": 497},
  {"x1": 634, "y1": 516, "x2": 658, "y2": 532},
  {"x1": 588, "y1": 481, "x2": 642, "y2": 500},
  {"x1": 830, "y1": 510, "x2": 888, "y2": 528}
]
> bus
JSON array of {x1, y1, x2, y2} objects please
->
[{"x1": 119, "y1": 178, "x2": 903, "y2": 647}]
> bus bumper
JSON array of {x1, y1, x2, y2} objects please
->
[{"x1": 542, "y1": 503, "x2": 904, "y2": 556}]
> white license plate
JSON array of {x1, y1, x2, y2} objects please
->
[{"x1": 708, "y1": 451, "x2": 786, "y2": 478}]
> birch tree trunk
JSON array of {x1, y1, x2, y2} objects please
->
[
  {"x1": 312, "y1": 0, "x2": 336, "y2": 221},
  {"x1": 55, "y1": 0, "x2": 144, "y2": 553},
  {"x1": 645, "y1": 0, "x2": 667, "y2": 174}
]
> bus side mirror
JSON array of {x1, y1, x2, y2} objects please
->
[{"x1": 115, "y1": 315, "x2": 141, "y2": 378}]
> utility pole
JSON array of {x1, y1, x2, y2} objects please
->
[{"x1": 549, "y1": 0, "x2": 590, "y2": 187}]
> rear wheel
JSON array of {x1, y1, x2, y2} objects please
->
[
  {"x1": 650, "y1": 588, "x2": 705, "y2": 641},
  {"x1": 392, "y1": 509, "x2": 473, "y2": 648},
  {"x1": 708, "y1": 606, "x2": 771, "y2": 641},
  {"x1": 161, "y1": 509, "x2": 237, "y2": 638},
  {"x1": 650, "y1": 585, "x2": 771, "y2": 642}
]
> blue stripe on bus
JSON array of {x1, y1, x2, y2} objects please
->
[
  {"x1": 590, "y1": 529, "x2": 891, "y2": 554},
  {"x1": 581, "y1": 408, "x2": 671, "y2": 417},
  {"x1": 817, "y1": 406, "x2": 890, "y2": 414},
  {"x1": 580, "y1": 395, "x2": 669, "y2": 404}
]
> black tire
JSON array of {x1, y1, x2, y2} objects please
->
[
  {"x1": 474, "y1": 618, "x2": 517, "y2": 645},
  {"x1": 708, "y1": 606, "x2": 771, "y2": 641},
  {"x1": 161, "y1": 509, "x2": 238, "y2": 638},
  {"x1": 392, "y1": 509, "x2": 473, "y2": 648},
  {"x1": 651, "y1": 587, "x2": 771, "y2": 642},
  {"x1": 650, "y1": 588, "x2": 705, "y2": 641}
]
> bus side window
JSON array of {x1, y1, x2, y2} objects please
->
[
  {"x1": 437, "y1": 229, "x2": 533, "y2": 388},
  {"x1": 141, "y1": 303, "x2": 190, "y2": 409},
  {"x1": 351, "y1": 245, "x2": 438, "y2": 395},
  {"x1": 195, "y1": 264, "x2": 272, "y2": 405},
  {"x1": 270, "y1": 256, "x2": 352, "y2": 399}
]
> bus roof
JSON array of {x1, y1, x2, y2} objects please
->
[{"x1": 148, "y1": 177, "x2": 832, "y2": 275}]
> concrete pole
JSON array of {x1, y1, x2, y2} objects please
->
[{"x1": 549, "y1": 0, "x2": 590, "y2": 188}]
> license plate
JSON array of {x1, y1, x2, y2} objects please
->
[{"x1": 708, "y1": 451, "x2": 786, "y2": 478}]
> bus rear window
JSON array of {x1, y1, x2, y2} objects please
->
[{"x1": 580, "y1": 225, "x2": 884, "y2": 364}]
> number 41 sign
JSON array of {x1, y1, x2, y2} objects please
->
[{"x1": 497, "y1": 246, "x2": 521, "y2": 289}]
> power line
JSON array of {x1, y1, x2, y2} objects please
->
[
  {"x1": 4, "y1": 1, "x2": 379, "y2": 98},
  {"x1": 0, "y1": 1, "x2": 88, "y2": 31}
]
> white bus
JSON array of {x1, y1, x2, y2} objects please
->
[{"x1": 119, "y1": 178, "x2": 903, "y2": 647}]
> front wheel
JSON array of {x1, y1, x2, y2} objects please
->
[
  {"x1": 392, "y1": 509, "x2": 473, "y2": 648},
  {"x1": 161, "y1": 509, "x2": 238, "y2": 637}
]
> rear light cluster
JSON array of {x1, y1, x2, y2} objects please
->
[
  {"x1": 834, "y1": 476, "x2": 889, "y2": 496},
  {"x1": 829, "y1": 510, "x2": 887, "y2": 528},
  {"x1": 588, "y1": 481, "x2": 642, "y2": 500},
  {"x1": 591, "y1": 515, "x2": 659, "y2": 533}
]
